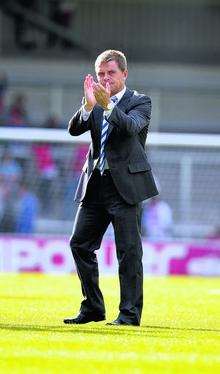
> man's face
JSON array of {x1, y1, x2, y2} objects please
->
[{"x1": 95, "y1": 60, "x2": 128, "y2": 96}]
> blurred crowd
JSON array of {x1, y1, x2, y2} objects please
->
[{"x1": 0, "y1": 143, "x2": 89, "y2": 234}]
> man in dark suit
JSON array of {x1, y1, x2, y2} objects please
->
[{"x1": 64, "y1": 50, "x2": 158, "y2": 326}]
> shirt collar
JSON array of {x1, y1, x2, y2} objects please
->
[{"x1": 111, "y1": 86, "x2": 126, "y2": 104}]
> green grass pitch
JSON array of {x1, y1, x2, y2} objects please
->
[{"x1": 0, "y1": 274, "x2": 219, "y2": 373}]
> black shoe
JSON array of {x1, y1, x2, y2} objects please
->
[
  {"x1": 106, "y1": 318, "x2": 139, "y2": 326},
  {"x1": 63, "y1": 312, "x2": 105, "y2": 324}
]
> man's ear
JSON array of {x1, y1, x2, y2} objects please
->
[{"x1": 123, "y1": 70, "x2": 128, "y2": 80}]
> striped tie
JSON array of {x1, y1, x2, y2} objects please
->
[{"x1": 99, "y1": 96, "x2": 118, "y2": 174}]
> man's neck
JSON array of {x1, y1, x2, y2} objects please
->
[{"x1": 111, "y1": 86, "x2": 126, "y2": 102}]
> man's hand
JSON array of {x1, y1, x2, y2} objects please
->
[
  {"x1": 84, "y1": 74, "x2": 97, "y2": 111},
  {"x1": 93, "y1": 82, "x2": 111, "y2": 110}
]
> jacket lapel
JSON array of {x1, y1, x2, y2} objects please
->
[
  {"x1": 92, "y1": 89, "x2": 134, "y2": 149},
  {"x1": 93, "y1": 105, "x2": 104, "y2": 131},
  {"x1": 92, "y1": 105, "x2": 104, "y2": 151},
  {"x1": 117, "y1": 88, "x2": 134, "y2": 111}
]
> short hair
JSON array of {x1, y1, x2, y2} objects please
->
[{"x1": 95, "y1": 50, "x2": 127, "y2": 72}]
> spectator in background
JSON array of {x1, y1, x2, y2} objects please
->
[
  {"x1": 0, "y1": 150, "x2": 22, "y2": 232},
  {"x1": 206, "y1": 226, "x2": 220, "y2": 242},
  {"x1": 142, "y1": 196, "x2": 173, "y2": 240},
  {"x1": 47, "y1": 0, "x2": 77, "y2": 48},
  {"x1": 0, "y1": 176, "x2": 5, "y2": 224},
  {"x1": 15, "y1": 182, "x2": 39, "y2": 233},
  {"x1": 0, "y1": 185, "x2": 16, "y2": 233},
  {"x1": 63, "y1": 143, "x2": 89, "y2": 218},
  {"x1": 32, "y1": 143, "x2": 58, "y2": 212},
  {"x1": 44, "y1": 114, "x2": 64, "y2": 128},
  {"x1": 0, "y1": 150, "x2": 22, "y2": 184},
  {"x1": 0, "y1": 71, "x2": 8, "y2": 125},
  {"x1": 14, "y1": 0, "x2": 38, "y2": 50},
  {"x1": 7, "y1": 93, "x2": 29, "y2": 126},
  {"x1": 72, "y1": 143, "x2": 89, "y2": 176}
]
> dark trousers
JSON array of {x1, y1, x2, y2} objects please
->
[{"x1": 70, "y1": 169, "x2": 143, "y2": 325}]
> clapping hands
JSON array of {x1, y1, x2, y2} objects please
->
[{"x1": 84, "y1": 75, "x2": 111, "y2": 111}]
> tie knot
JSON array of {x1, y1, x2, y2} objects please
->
[{"x1": 111, "y1": 96, "x2": 118, "y2": 104}]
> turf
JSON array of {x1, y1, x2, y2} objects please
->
[{"x1": 0, "y1": 274, "x2": 219, "y2": 373}]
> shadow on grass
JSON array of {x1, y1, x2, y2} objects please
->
[{"x1": 0, "y1": 323, "x2": 219, "y2": 337}]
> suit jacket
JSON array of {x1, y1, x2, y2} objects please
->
[{"x1": 68, "y1": 88, "x2": 159, "y2": 205}]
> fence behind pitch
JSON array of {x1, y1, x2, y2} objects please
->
[{"x1": 0, "y1": 128, "x2": 220, "y2": 239}]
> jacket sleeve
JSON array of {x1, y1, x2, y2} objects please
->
[
  {"x1": 68, "y1": 107, "x2": 92, "y2": 136},
  {"x1": 106, "y1": 95, "x2": 151, "y2": 136}
]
